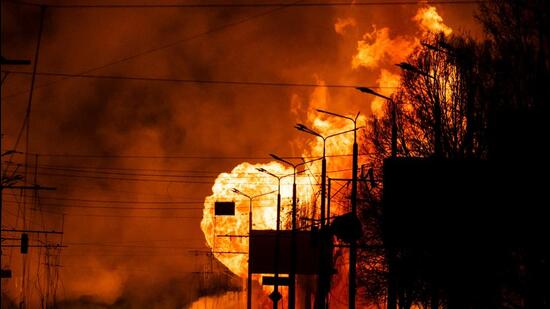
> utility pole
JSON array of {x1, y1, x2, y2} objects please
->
[
  {"x1": 1, "y1": 54, "x2": 32, "y2": 276},
  {"x1": 348, "y1": 114, "x2": 360, "y2": 309}
]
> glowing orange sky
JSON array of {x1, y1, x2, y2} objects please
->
[{"x1": 1, "y1": 1, "x2": 480, "y2": 307}]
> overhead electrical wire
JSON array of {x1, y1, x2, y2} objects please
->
[
  {"x1": 5, "y1": 171, "x2": 352, "y2": 186},
  {"x1": 14, "y1": 151, "x2": 370, "y2": 159},
  {"x1": 0, "y1": 0, "x2": 483, "y2": 106},
  {"x1": 1, "y1": 0, "x2": 306, "y2": 100},
  {"x1": 1, "y1": 70, "x2": 392, "y2": 90},
  {"x1": 4, "y1": 193, "x2": 205, "y2": 204},
  {"x1": 3, "y1": 201, "x2": 206, "y2": 209},
  {"x1": 4, "y1": 0, "x2": 487, "y2": 9},
  {"x1": 16, "y1": 165, "x2": 351, "y2": 180}
]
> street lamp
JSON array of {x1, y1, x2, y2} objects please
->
[
  {"x1": 255, "y1": 167, "x2": 285, "y2": 309},
  {"x1": 294, "y1": 124, "x2": 360, "y2": 308},
  {"x1": 396, "y1": 62, "x2": 435, "y2": 79},
  {"x1": 231, "y1": 188, "x2": 276, "y2": 309},
  {"x1": 294, "y1": 125, "x2": 359, "y2": 227},
  {"x1": 315, "y1": 109, "x2": 360, "y2": 309},
  {"x1": 269, "y1": 154, "x2": 322, "y2": 309},
  {"x1": 356, "y1": 87, "x2": 398, "y2": 158}
]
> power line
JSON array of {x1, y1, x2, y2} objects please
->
[
  {"x1": 1, "y1": 0, "x2": 304, "y2": 100},
  {"x1": 16, "y1": 171, "x2": 218, "y2": 184},
  {"x1": 4, "y1": 0, "x2": 487, "y2": 9},
  {"x1": 3, "y1": 201, "x2": 280, "y2": 210},
  {"x1": 3, "y1": 160, "x2": 355, "y2": 175},
  {"x1": 4, "y1": 207, "x2": 207, "y2": 218},
  {"x1": 30, "y1": 163, "x2": 243, "y2": 174},
  {"x1": 43, "y1": 213, "x2": 203, "y2": 219},
  {"x1": 4, "y1": 193, "x2": 205, "y2": 204},
  {"x1": 32, "y1": 166, "x2": 226, "y2": 179},
  {"x1": 4, "y1": 193, "x2": 291, "y2": 205},
  {"x1": 1, "y1": 70, "x2": 391, "y2": 90},
  {"x1": 63, "y1": 242, "x2": 205, "y2": 249},
  {"x1": 3, "y1": 201, "x2": 206, "y2": 209},
  {"x1": 9, "y1": 171, "x2": 351, "y2": 185},
  {"x1": 12, "y1": 164, "x2": 350, "y2": 179},
  {"x1": 62, "y1": 237, "x2": 206, "y2": 243},
  {"x1": 17, "y1": 152, "x2": 369, "y2": 159}
]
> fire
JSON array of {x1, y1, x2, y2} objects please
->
[
  {"x1": 413, "y1": 6, "x2": 453, "y2": 36},
  {"x1": 352, "y1": 26, "x2": 417, "y2": 70},
  {"x1": 200, "y1": 2, "x2": 453, "y2": 298},
  {"x1": 200, "y1": 89, "x2": 363, "y2": 278},
  {"x1": 371, "y1": 69, "x2": 402, "y2": 117},
  {"x1": 353, "y1": 5, "x2": 453, "y2": 116},
  {"x1": 201, "y1": 161, "x2": 293, "y2": 277}
]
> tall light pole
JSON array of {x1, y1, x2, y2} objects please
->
[
  {"x1": 295, "y1": 125, "x2": 359, "y2": 227},
  {"x1": 316, "y1": 109, "x2": 360, "y2": 309},
  {"x1": 356, "y1": 86, "x2": 400, "y2": 309},
  {"x1": 231, "y1": 188, "x2": 276, "y2": 309},
  {"x1": 294, "y1": 124, "x2": 360, "y2": 308},
  {"x1": 269, "y1": 154, "x2": 323, "y2": 309},
  {"x1": 256, "y1": 167, "x2": 284, "y2": 309},
  {"x1": 356, "y1": 87, "x2": 398, "y2": 158}
]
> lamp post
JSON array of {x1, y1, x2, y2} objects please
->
[
  {"x1": 294, "y1": 124, "x2": 361, "y2": 308},
  {"x1": 315, "y1": 109, "x2": 360, "y2": 309},
  {"x1": 231, "y1": 188, "x2": 276, "y2": 309},
  {"x1": 294, "y1": 125, "x2": 359, "y2": 227},
  {"x1": 269, "y1": 154, "x2": 323, "y2": 309},
  {"x1": 356, "y1": 87, "x2": 398, "y2": 158},
  {"x1": 256, "y1": 167, "x2": 284, "y2": 309}
]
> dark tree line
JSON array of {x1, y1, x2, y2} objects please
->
[{"x1": 356, "y1": 1, "x2": 550, "y2": 308}]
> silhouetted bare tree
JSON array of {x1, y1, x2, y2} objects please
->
[
  {"x1": 358, "y1": 1, "x2": 550, "y2": 308},
  {"x1": 368, "y1": 33, "x2": 489, "y2": 161}
]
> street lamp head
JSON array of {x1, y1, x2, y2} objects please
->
[
  {"x1": 295, "y1": 123, "x2": 307, "y2": 131},
  {"x1": 357, "y1": 86, "x2": 392, "y2": 101},
  {"x1": 270, "y1": 153, "x2": 295, "y2": 168},
  {"x1": 256, "y1": 167, "x2": 267, "y2": 173},
  {"x1": 316, "y1": 108, "x2": 344, "y2": 118},
  {"x1": 396, "y1": 62, "x2": 435, "y2": 79},
  {"x1": 316, "y1": 108, "x2": 358, "y2": 122},
  {"x1": 356, "y1": 86, "x2": 377, "y2": 96},
  {"x1": 295, "y1": 123, "x2": 322, "y2": 138},
  {"x1": 269, "y1": 153, "x2": 284, "y2": 162},
  {"x1": 231, "y1": 188, "x2": 241, "y2": 194}
]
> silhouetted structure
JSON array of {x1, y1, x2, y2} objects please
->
[{"x1": 383, "y1": 157, "x2": 549, "y2": 309}]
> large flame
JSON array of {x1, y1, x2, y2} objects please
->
[
  {"x1": 200, "y1": 2, "x2": 453, "y2": 295},
  {"x1": 200, "y1": 91, "x2": 363, "y2": 278},
  {"x1": 353, "y1": 5, "x2": 453, "y2": 117},
  {"x1": 352, "y1": 26, "x2": 418, "y2": 70},
  {"x1": 413, "y1": 6, "x2": 453, "y2": 36}
]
